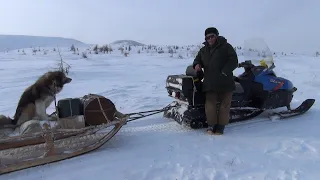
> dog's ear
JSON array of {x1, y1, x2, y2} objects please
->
[
  {"x1": 31, "y1": 86, "x2": 38, "y2": 96},
  {"x1": 44, "y1": 72, "x2": 51, "y2": 79},
  {"x1": 36, "y1": 71, "x2": 53, "y2": 84}
]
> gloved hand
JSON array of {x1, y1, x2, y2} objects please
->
[{"x1": 195, "y1": 64, "x2": 201, "y2": 71}]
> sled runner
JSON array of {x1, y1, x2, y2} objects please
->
[{"x1": 0, "y1": 119, "x2": 125, "y2": 174}]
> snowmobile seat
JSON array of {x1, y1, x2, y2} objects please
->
[
  {"x1": 185, "y1": 64, "x2": 243, "y2": 94},
  {"x1": 185, "y1": 65, "x2": 204, "y2": 80},
  {"x1": 234, "y1": 82, "x2": 244, "y2": 94}
]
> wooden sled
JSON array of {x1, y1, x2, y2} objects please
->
[
  {"x1": 0, "y1": 118, "x2": 126, "y2": 175},
  {"x1": 0, "y1": 93, "x2": 175, "y2": 175}
]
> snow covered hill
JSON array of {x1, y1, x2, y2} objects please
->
[
  {"x1": 0, "y1": 35, "x2": 89, "y2": 52},
  {"x1": 110, "y1": 40, "x2": 145, "y2": 47},
  {"x1": 0, "y1": 45, "x2": 319, "y2": 180}
]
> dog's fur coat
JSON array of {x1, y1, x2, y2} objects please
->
[{"x1": 0, "y1": 70, "x2": 72, "y2": 128}]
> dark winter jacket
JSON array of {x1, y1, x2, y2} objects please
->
[{"x1": 192, "y1": 36, "x2": 239, "y2": 93}]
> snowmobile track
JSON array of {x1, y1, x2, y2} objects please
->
[{"x1": 119, "y1": 121, "x2": 193, "y2": 135}]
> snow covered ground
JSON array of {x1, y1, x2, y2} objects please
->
[{"x1": 0, "y1": 45, "x2": 319, "y2": 180}]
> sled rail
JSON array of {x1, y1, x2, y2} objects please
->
[
  {"x1": 0, "y1": 119, "x2": 125, "y2": 175},
  {"x1": 0, "y1": 128, "x2": 93, "y2": 151}
]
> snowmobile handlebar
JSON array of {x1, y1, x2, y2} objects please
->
[{"x1": 238, "y1": 61, "x2": 254, "y2": 69}]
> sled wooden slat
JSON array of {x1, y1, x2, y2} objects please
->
[
  {"x1": 0, "y1": 128, "x2": 95, "y2": 151},
  {"x1": 0, "y1": 119, "x2": 125, "y2": 175}
]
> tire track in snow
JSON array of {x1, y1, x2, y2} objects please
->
[
  {"x1": 118, "y1": 112, "x2": 280, "y2": 135},
  {"x1": 119, "y1": 120, "x2": 194, "y2": 134}
]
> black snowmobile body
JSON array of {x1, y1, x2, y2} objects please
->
[{"x1": 163, "y1": 61, "x2": 315, "y2": 129}]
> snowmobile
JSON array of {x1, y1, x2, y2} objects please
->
[{"x1": 163, "y1": 38, "x2": 315, "y2": 129}]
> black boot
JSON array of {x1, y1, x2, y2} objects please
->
[{"x1": 214, "y1": 124, "x2": 225, "y2": 135}]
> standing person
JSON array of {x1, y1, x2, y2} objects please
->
[{"x1": 193, "y1": 27, "x2": 238, "y2": 135}]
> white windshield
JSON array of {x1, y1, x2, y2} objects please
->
[{"x1": 242, "y1": 37, "x2": 274, "y2": 69}]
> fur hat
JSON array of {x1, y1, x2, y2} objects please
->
[{"x1": 205, "y1": 27, "x2": 219, "y2": 36}]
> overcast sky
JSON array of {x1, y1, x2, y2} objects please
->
[{"x1": 0, "y1": 0, "x2": 319, "y2": 53}]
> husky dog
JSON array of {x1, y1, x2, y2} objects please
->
[{"x1": 0, "y1": 70, "x2": 72, "y2": 128}]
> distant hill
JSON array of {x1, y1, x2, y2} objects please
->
[
  {"x1": 0, "y1": 35, "x2": 89, "y2": 52},
  {"x1": 110, "y1": 40, "x2": 145, "y2": 46}
]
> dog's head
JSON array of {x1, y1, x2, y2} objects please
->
[{"x1": 42, "y1": 71, "x2": 72, "y2": 94}]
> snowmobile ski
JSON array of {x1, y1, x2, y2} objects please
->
[{"x1": 268, "y1": 98, "x2": 315, "y2": 120}]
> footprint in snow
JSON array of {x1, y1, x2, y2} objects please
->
[
  {"x1": 264, "y1": 169, "x2": 302, "y2": 180},
  {"x1": 264, "y1": 138, "x2": 319, "y2": 159}
]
